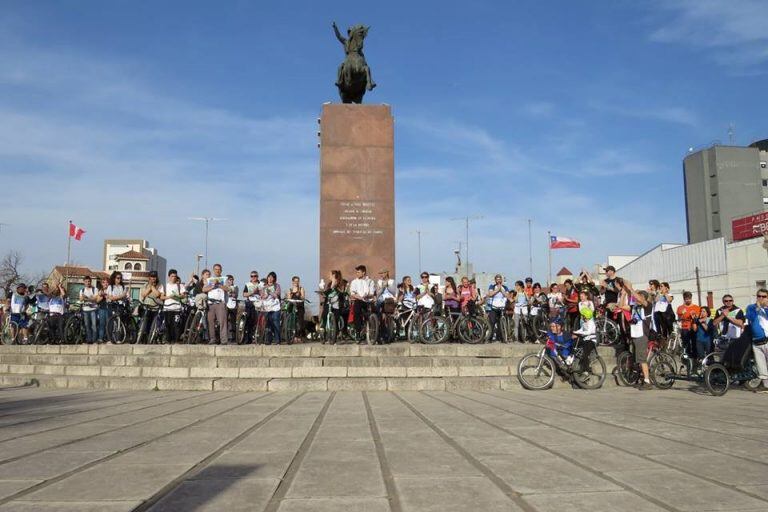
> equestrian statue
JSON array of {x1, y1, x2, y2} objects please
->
[{"x1": 332, "y1": 21, "x2": 376, "y2": 103}]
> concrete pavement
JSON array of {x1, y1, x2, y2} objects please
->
[{"x1": 0, "y1": 385, "x2": 766, "y2": 511}]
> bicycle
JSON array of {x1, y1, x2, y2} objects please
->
[
  {"x1": 281, "y1": 298, "x2": 309, "y2": 342},
  {"x1": 105, "y1": 300, "x2": 138, "y2": 344},
  {"x1": 594, "y1": 305, "x2": 620, "y2": 346},
  {"x1": 392, "y1": 303, "x2": 422, "y2": 342},
  {"x1": 317, "y1": 292, "x2": 344, "y2": 344},
  {"x1": 616, "y1": 337, "x2": 667, "y2": 387},
  {"x1": 136, "y1": 298, "x2": 163, "y2": 344},
  {"x1": 516, "y1": 306, "x2": 548, "y2": 343},
  {"x1": 62, "y1": 302, "x2": 88, "y2": 344},
  {"x1": 517, "y1": 332, "x2": 607, "y2": 390},
  {"x1": 421, "y1": 305, "x2": 490, "y2": 344},
  {"x1": 1, "y1": 314, "x2": 21, "y2": 345},
  {"x1": 347, "y1": 299, "x2": 379, "y2": 345},
  {"x1": 31, "y1": 310, "x2": 54, "y2": 344}
]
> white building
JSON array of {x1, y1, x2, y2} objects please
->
[
  {"x1": 615, "y1": 236, "x2": 768, "y2": 309},
  {"x1": 103, "y1": 239, "x2": 166, "y2": 277}
]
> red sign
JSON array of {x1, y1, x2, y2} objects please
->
[{"x1": 732, "y1": 211, "x2": 768, "y2": 241}]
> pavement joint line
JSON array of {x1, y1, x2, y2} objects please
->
[
  {"x1": 0, "y1": 391, "x2": 277, "y2": 506},
  {"x1": 424, "y1": 391, "x2": 683, "y2": 512},
  {"x1": 263, "y1": 392, "x2": 337, "y2": 512},
  {"x1": 0, "y1": 391, "x2": 227, "y2": 466},
  {"x1": 392, "y1": 391, "x2": 539, "y2": 512},
  {"x1": 458, "y1": 391, "x2": 768, "y2": 505},
  {"x1": 0, "y1": 392, "x2": 213, "y2": 444},
  {"x1": 502, "y1": 387, "x2": 768, "y2": 431},
  {"x1": 0, "y1": 391, "x2": 187, "y2": 431},
  {"x1": 362, "y1": 391, "x2": 403, "y2": 512},
  {"x1": 476, "y1": 389, "x2": 768, "y2": 469},
  {"x1": 131, "y1": 391, "x2": 307, "y2": 512}
]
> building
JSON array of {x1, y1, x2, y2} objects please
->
[
  {"x1": 103, "y1": 240, "x2": 166, "y2": 278},
  {"x1": 555, "y1": 267, "x2": 573, "y2": 285},
  {"x1": 614, "y1": 236, "x2": 768, "y2": 310},
  {"x1": 46, "y1": 265, "x2": 109, "y2": 300},
  {"x1": 683, "y1": 142, "x2": 768, "y2": 244}
]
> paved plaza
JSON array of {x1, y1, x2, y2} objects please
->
[{"x1": 0, "y1": 385, "x2": 766, "y2": 511}]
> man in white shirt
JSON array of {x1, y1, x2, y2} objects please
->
[
  {"x1": 242, "y1": 271, "x2": 262, "y2": 343},
  {"x1": 79, "y1": 276, "x2": 98, "y2": 343},
  {"x1": 349, "y1": 265, "x2": 375, "y2": 334},
  {"x1": 376, "y1": 269, "x2": 396, "y2": 304},
  {"x1": 202, "y1": 263, "x2": 230, "y2": 344},
  {"x1": 160, "y1": 269, "x2": 186, "y2": 343}
]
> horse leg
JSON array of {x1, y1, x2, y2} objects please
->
[{"x1": 365, "y1": 65, "x2": 376, "y2": 90}]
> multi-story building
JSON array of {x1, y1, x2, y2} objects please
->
[
  {"x1": 683, "y1": 141, "x2": 768, "y2": 244},
  {"x1": 103, "y1": 239, "x2": 166, "y2": 277}
]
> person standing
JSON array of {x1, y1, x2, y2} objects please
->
[
  {"x1": 261, "y1": 272, "x2": 282, "y2": 344},
  {"x1": 160, "y1": 269, "x2": 186, "y2": 343},
  {"x1": 676, "y1": 292, "x2": 700, "y2": 359},
  {"x1": 79, "y1": 276, "x2": 98, "y2": 344},
  {"x1": 486, "y1": 274, "x2": 509, "y2": 342},
  {"x1": 242, "y1": 271, "x2": 262, "y2": 344},
  {"x1": 693, "y1": 306, "x2": 714, "y2": 364},
  {"x1": 287, "y1": 276, "x2": 306, "y2": 343},
  {"x1": 95, "y1": 276, "x2": 109, "y2": 343},
  {"x1": 203, "y1": 263, "x2": 229, "y2": 345},
  {"x1": 627, "y1": 283, "x2": 653, "y2": 389},
  {"x1": 47, "y1": 283, "x2": 67, "y2": 342},
  {"x1": 225, "y1": 275, "x2": 239, "y2": 343},
  {"x1": 349, "y1": 265, "x2": 375, "y2": 334},
  {"x1": 745, "y1": 289, "x2": 768, "y2": 392},
  {"x1": 714, "y1": 294, "x2": 745, "y2": 344},
  {"x1": 563, "y1": 279, "x2": 579, "y2": 333},
  {"x1": 513, "y1": 280, "x2": 528, "y2": 342}
]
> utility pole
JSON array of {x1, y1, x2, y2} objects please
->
[
  {"x1": 527, "y1": 219, "x2": 533, "y2": 279},
  {"x1": 451, "y1": 215, "x2": 483, "y2": 278},
  {"x1": 195, "y1": 254, "x2": 203, "y2": 276},
  {"x1": 188, "y1": 217, "x2": 227, "y2": 269},
  {"x1": 0, "y1": 223, "x2": 8, "y2": 235},
  {"x1": 547, "y1": 231, "x2": 552, "y2": 285},
  {"x1": 411, "y1": 230, "x2": 426, "y2": 273},
  {"x1": 695, "y1": 266, "x2": 702, "y2": 305}
]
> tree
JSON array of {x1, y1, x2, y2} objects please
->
[{"x1": 0, "y1": 250, "x2": 24, "y2": 293}]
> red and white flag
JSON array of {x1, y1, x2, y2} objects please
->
[
  {"x1": 550, "y1": 235, "x2": 580, "y2": 249},
  {"x1": 69, "y1": 222, "x2": 86, "y2": 241}
]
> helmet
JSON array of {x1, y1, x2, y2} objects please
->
[{"x1": 580, "y1": 307, "x2": 594, "y2": 320}]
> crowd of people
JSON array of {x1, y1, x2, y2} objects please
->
[{"x1": 3, "y1": 261, "x2": 768, "y2": 392}]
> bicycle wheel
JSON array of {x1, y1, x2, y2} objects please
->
[
  {"x1": 595, "y1": 317, "x2": 619, "y2": 346},
  {"x1": 135, "y1": 314, "x2": 150, "y2": 344},
  {"x1": 742, "y1": 360, "x2": 762, "y2": 391},
  {"x1": 187, "y1": 311, "x2": 204, "y2": 344},
  {"x1": 517, "y1": 353, "x2": 556, "y2": 390},
  {"x1": 63, "y1": 317, "x2": 82, "y2": 344},
  {"x1": 107, "y1": 316, "x2": 126, "y2": 344},
  {"x1": 406, "y1": 318, "x2": 420, "y2": 343},
  {"x1": 419, "y1": 315, "x2": 449, "y2": 344},
  {"x1": 500, "y1": 315, "x2": 513, "y2": 343},
  {"x1": 616, "y1": 350, "x2": 640, "y2": 386},
  {"x1": 648, "y1": 353, "x2": 676, "y2": 389},
  {"x1": 235, "y1": 311, "x2": 247, "y2": 344},
  {"x1": 573, "y1": 352, "x2": 606, "y2": 390},
  {"x1": 458, "y1": 315, "x2": 487, "y2": 344},
  {"x1": 148, "y1": 315, "x2": 163, "y2": 344},
  {"x1": 703, "y1": 363, "x2": 730, "y2": 396},
  {"x1": 32, "y1": 323, "x2": 49, "y2": 345},
  {"x1": 1, "y1": 321, "x2": 18, "y2": 345},
  {"x1": 365, "y1": 314, "x2": 379, "y2": 345}
]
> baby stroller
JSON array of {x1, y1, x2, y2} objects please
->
[{"x1": 702, "y1": 327, "x2": 762, "y2": 396}]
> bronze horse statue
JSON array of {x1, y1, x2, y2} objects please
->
[{"x1": 332, "y1": 22, "x2": 376, "y2": 103}]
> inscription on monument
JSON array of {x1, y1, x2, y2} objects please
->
[{"x1": 333, "y1": 201, "x2": 383, "y2": 238}]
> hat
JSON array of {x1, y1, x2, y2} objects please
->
[
  {"x1": 378, "y1": 268, "x2": 389, "y2": 274},
  {"x1": 16, "y1": 283, "x2": 26, "y2": 289},
  {"x1": 525, "y1": 277, "x2": 533, "y2": 283},
  {"x1": 604, "y1": 265, "x2": 616, "y2": 272}
]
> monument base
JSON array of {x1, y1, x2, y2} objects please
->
[{"x1": 319, "y1": 104, "x2": 395, "y2": 282}]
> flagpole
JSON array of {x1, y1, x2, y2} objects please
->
[
  {"x1": 66, "y1": 220, "x2": 72, "y2": 287},
  {"x1": 547, "y1": 230, "x2": 552, "y2": 285}
]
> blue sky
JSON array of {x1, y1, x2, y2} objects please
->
[{"x1": 1, "y1": 0, "x2": 767, "y2": 286}]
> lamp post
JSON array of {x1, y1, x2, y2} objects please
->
[
  {"x1": 188, "y1": 217, "x2": 227, "y2": 269},
  {"x1": 450, "y1": 215, "x2": 483, "y2": 278},
  {"x1": 195, "y1": 254, "x2": 203, "y2": 276}
]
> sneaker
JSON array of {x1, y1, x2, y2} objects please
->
[{"x1": 638, "y1": 382, "x2": 653, "y2": 390}]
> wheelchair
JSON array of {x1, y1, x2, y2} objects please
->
[{"x1": 703, "y1": 333, "x2": 762, "y2": 396}]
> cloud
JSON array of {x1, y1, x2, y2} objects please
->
[
  {"x1": 589, "y1": 101, "x2": 698, "y2": 127},
  {"x1": 648, "y1": 0, "x2": 768, "y2": 68},
  {"x1": 521, "y1": 101, "x2": 556, "y2": 119}
]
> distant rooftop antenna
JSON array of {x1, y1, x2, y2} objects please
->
[{"x1": 728, "y1": 123, "x2": 735, "y2": 145}]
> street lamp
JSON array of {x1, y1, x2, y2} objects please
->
[
  {"x1": 195, "y1": 254, "x2": 203, "y2": 276},
  {"x1": 188, "y1": 217, "x2": 227, "y2": 269},
  {"x1": 450, "y1": 215, "x2": 483, "y2": 277},
  {"x1": 410, "y1": 229, "x2": 427, "y2": 273}
]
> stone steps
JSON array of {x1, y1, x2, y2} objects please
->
[{"x1": 0, "y1": 342, "x2": 618, "y2": 391}]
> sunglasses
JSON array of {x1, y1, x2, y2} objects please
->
[
  {"x1": 724, "y1": 299, "x2": 733, "y2": 303},
  {"x1": 758, "y1": 294, "x2": 768, "y2": 299}
]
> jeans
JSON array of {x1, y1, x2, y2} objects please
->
[
  {"x1": 97, "y1": 308, "x2": 108, "y2": 341},
  {"x1": 696, "y1": 338, "x2": 712, "y2": 360},
  {"x1": 83, "y1": 310, "x2": 97, "y2": 343},
  {"x1": 488, "y1": 307, "x2": 504, "y2": 341},
  {"x1": 164, "y1": 310, "x2": 181, "y2": 343},
  {"x1": 267, "y1": 310, "x2": 281, "y2": 344},
  {"x1": 681, "y1": 329, "x2": 696, "y2": 358}
]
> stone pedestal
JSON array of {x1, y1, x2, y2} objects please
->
[{"x1": 319, "y1": 104, "x2": 395, "y2": 282}]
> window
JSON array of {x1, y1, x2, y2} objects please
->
[
  {"x1": 130, "y1": 288, "x2": 140, "y2": 301},
  {"x1": 757, "y1": 280, "x2": 767, "y2": 289},
  {"x1": 763, "y1": 197, "x2": 768, "y2": 205},
  {"x1": 763, "y1": 179, "x2": 768, "y2": 186},
  {"x1": 134, "y1": 263, "x2": 142, "y2": 271},
  {"x1": 761, "y1": 161, "x2": 766, "y2": 168},
  {"x1": 124, "y1": 263, "x2": 133, "y2": 270}
]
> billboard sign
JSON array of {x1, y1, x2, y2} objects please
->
[{"x1": 732, "y1": 211, "x2": 768, "y2": 241}]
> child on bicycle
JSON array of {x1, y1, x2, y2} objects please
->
[
  {"x1": 545, "y1": 319, "x2": 573, "y2": 366},
  {"x1": 572, "y1": 291, "x2": 596, "y2": 339}
]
